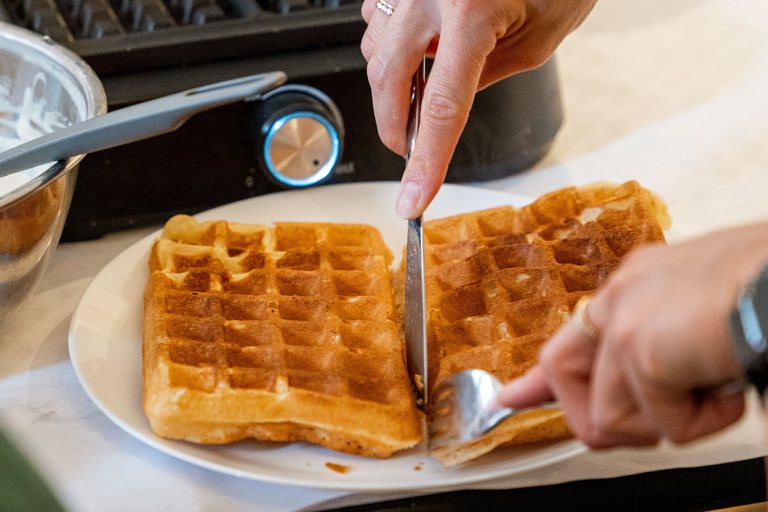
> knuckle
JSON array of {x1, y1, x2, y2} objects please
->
[
  {"x1": 521, "y1": 48, "x2": 552, "y2": 70},
  {"x1": 606, "y1": 322, "x2": 646, "y2": 375},
  {"x1": 603, "y1": 272, "x2": 629, "y2": 299},
  {"x1": 635, "y1": 340, "x2": 668, "y2": 389},
  {"x1": 537, "y1": 340, "x2": 569, "y2": 379},
  {"x1": 617, "y1": 244, "x2": 658, "y2": 277},
  {"x1": 376, "y1": 113, "x2": 405, "y2": 154},
  {"x1": 606, "y1": 318, "x2": 664, "y2": 389},
  {"x1": 422, "y1": 87, "x2": 470, "y2": 125},
  {"x1": 579, "y1": 426, "x2": 612, "y2": 450},
  {"x1": 610, "y1": 321, "x2": 637, "y2": 350},
  {"x1": 618, "y1": 245, "x2": 647, "y2": 271},
  {"x1": 366, "y1": 58, "x2": 405, "y2": 153},
  {"x1": 378, "y1": 125, "x2": 403, "y2": 153},
  {"x1": 665, "y1": 427, "x2": 691, "y2": 444},
  {"x1": 366, "y1": 54, "x2": 388, "y2": 90},
  {"x1": 556, "y1": 415, "x2": 599, "y2": 448},
  {"x1": 360, "y1": 31, "x2": 375, "y2": 61},
  {"x1": 503, "y1": 44, "x2": 552, "y2": 73},
  {"x1": 657, "y1": 412, "x2": 700, "y2": 444},
  {"x1": 538, "y1": 342, "x2": 558, "y2": 370},
  {"x1": 589, "y1": 411, "x2": 616, "y2": 439}
]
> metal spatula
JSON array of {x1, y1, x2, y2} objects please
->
[
  {"x1": 428, "y1": 369, "x2": 560, "y2": 449},
  {"x1": 0, "y1": 71, "x2": 287, "y2": 178}
]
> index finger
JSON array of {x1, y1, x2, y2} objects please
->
[
  {"x1": 497, "y1": 365, "x2": 555, "y2": 409},
  {"x1": 395, "y1": 18, "x2": 495, "y2": 218},
  {"x1": 365, "y1": 0, "x2": 434, "y2": 159}
]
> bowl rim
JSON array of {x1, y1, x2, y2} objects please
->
[{"x1": 0, "y1": 22, "x2": 107, "y2": 209}]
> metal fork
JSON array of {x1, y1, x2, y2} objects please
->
[{"x1": 428, "y1": 369, "x2": 560, "y2": 449}]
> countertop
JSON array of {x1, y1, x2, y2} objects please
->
[{"x1": 2, "y1": 0, "x2": 768, "y2": 510}]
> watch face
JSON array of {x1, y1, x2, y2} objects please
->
[
  {"x1": 731, "y1": 265, "x2": 768, "y2": 395},
  {"x1": 752, "y1": 267, "x2": 768, "y2": 336},
  {"x1": 737, "y1": 291, "x2": 767, "y2": 353}
]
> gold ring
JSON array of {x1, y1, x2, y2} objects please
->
[
  {"x1": 572, "y1": 296, "x2": 599, "y2": 342},
  {"x1": 375, "y1": 0, "x2": 395, "y2": 15}
]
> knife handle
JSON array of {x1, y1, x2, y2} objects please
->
[{"x1": 405, "y1": 58, "x2": 425, "y2": 167}]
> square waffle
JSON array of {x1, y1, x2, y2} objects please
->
[
  {"x1": 143, "y1": 215, "x2": 423, "y2": 458},
  {"x1": 421, "y1": 181, "x2": 670, "y2": 466}
]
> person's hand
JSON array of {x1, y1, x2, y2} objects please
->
[
  {"x1": 361, "y1": 0, "x2": 598, "y2": 218},
  {"x1": 497, "y1": 222, "x2": 768, "y2": 449}
]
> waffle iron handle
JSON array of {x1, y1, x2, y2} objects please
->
[{"x1": 0, "y1": 71, "x2": 287, "y2": 179}]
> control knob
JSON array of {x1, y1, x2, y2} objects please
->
[{"x1": 247, "y1": 84, "x2": 344, "y2": 188}]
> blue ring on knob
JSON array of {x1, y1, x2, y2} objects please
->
[{"x1": 263, "y1": 111, "x2": 340, "y2": 187}]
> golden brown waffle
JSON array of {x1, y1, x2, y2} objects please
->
[
  {"x1": 422, "y1": 181, "x2": 670, "y2": 466},
  {"x1": 143, "y1": 214, "x2": 422, "y2": 459}
]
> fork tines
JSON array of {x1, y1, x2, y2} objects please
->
[{"x1": 427, "y1": 375, "x2": 467, "y2": 449}]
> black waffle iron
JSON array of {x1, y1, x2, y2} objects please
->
[{"x1": 0, "y1": 0, "x2": 563, "y2": 240}]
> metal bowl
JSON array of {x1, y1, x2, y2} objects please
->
[{"x1": 0, "y1": 23, "x2": 107, "y2": 321}]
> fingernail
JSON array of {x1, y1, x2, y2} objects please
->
[
  {"x1": 715, "y1": 378, "x2": 747, "y2": 397},
  {"x1": 395, "y1": 181, "x2": 421, "y2": 219}
]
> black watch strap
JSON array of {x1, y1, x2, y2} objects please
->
[{"x1": 730, "y1": 264, "x2": 768, "y2": 396}]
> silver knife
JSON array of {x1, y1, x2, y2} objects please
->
[{"x1": 404, "y1": 59, "x2": 427, "y2": 407}]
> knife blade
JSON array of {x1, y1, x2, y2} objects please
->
[{"x1": 404, "y1": 59, "x2": 427, "y2": 408}]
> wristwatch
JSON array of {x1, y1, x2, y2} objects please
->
[{"x1": 730, "y1": 263, "x2": 768, "y2": 396}]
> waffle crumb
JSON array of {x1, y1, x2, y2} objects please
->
[{"x1": 325, "y1": 462, "x2": 353, "y2": 474}]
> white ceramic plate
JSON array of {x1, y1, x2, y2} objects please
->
[{"x1": 68, "y1": 182, "x2": 585, "y2": 491}]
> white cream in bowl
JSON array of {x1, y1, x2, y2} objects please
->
[{"x1": 0, "y1": 73, "x2": 63, "y2": 196}]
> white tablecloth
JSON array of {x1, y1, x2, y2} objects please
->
[{"x1": 3, "y1": 0, "x2": 768, "y2": 510}]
